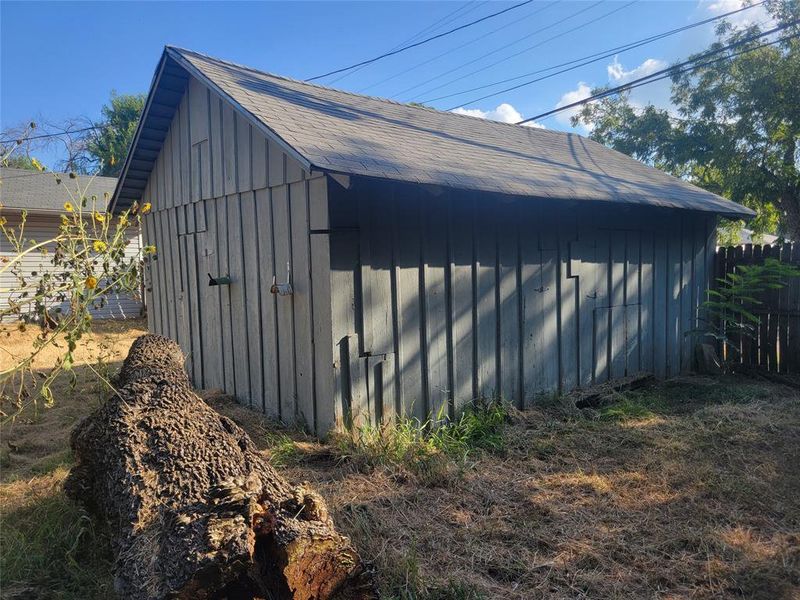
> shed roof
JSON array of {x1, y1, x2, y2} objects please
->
[
  {"x1": 1, "y1": 168, "x2": 117, "y2": 213},
  {"x1": 114, "y1": 46, "x2": 754, "y2": 219}
]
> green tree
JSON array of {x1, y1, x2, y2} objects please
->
[
  {"x1": 84, "y1": 92, "x2": 145, "y2": 177},
  {"x1": 2, "y1": 154, "x2": 42, "y2": 171},
  {"x1": 573, "y1": 0, "x2": 800, "y2": 242}
]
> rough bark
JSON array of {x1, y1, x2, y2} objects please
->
[{"x1": 65, "y1": 334, "x2": 375, "y2": 600}]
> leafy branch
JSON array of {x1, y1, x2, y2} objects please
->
[
  {"x1": 697, "y1": 257, "x2": 800, "y2": 356},
  {"x1": 0, "y1": 133, "x2": 154, "y2": 417}
]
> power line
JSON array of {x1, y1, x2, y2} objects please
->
[
  {"x1": 436, "y1": 0, "x2": 766, "y2": 108},
  {"x1": 525, "y1": 35, "x2": 789, "y2": 125},
  {"x1": 516, "y1": 26, "x2": 797, "y2": 125},
  {"x1": 327, "y1": 1, "x2": 488, "y2": 85},
  {"x1": 356, "y1": 1, "x2": 557, "y2": 94},
  {"x1": 392, "y1": 0, "x2": 605, "y2": 99},
  {"x1": 0, "y1": 124, "x2": 106, "y2": 145},
  {"x1": 533, "y1": 34, "x2": 791, "y2": 125},
  {"x1": 305, "y1": 0, "x2": 534, "y2": 82},
  {"x1": 0, "y1": 170, "x2": 57, "y2": 180},
  {"x1": 394, "y1": 0, "x2": 630, "y2": 101}
]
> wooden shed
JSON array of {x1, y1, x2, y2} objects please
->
[{"x1": 113, "y1": 47, "x2": 754, "y2": 434}]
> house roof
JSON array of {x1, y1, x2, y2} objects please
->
[
  {"x1": 113, "y1": 46, "x2": 755, "y2": 219},
  {"x1": 1, "y1": 168, "x2": 118, "y2": 213}
]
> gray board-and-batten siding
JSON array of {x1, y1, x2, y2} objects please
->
[
  {"x1": 124, "y1": 47, "x2": 744, "y2": 435},
  {"x1": 139, "y1": 78, "x2": 716, "y2": 433}
]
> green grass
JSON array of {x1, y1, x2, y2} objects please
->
[
  {"x1": 599, "y1": 396, "x2": 663, "y2": 420},
  {"x1": 336, "y1": 400, "x2": 508, "y2": 483},
  {"x1": 263, "y1": 430, "x2": 303, "y2": 467},
  {"x1": 596, "y1": 378, "x2": 774, "y2": 421},
  {"x1": 386, "y1": 581, "x2": 487, "y2": 600},
  {"x1": 29, "y1": 448, "x2": 73, "y2": 476},
  {"x1": 372, "y1": 542, "x2": 487, "y2": 600},
  {"x1": 0, "y1": 469, "x2": 113, "y2": 599}
]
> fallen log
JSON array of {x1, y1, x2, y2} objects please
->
[{"x1": 65, "y1": 334, "x2": 375, "y2": 600}]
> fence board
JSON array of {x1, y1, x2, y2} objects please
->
[{"x1": 714, "y1": 242, "x2": 799, "y2": 373}]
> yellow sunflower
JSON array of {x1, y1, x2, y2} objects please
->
[
  {"x1": 93, "y1": 240, "x2": 108, "y2": 253},
  {"x1": 64, "y1": 202, "x2": 74, "y2": 213},
  {"x1": 85, "y1": 276, "x2": 98, "y2": 289}
]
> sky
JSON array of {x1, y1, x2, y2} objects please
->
[{"x1": 0, "y1": 0, "x2": 770, "y2": 169}]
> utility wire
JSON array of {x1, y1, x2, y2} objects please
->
[
  {"x1": 532, "y1": 34, "x2": 791, "y2": 124},
  {"x1": 327, "y1": 1, "x2": 488, "y2": 85},
  {"x1": 437, "y1": 0, "x2": 765, "y2": 108},
  {"x1": 305, "y1": 0, "x2": 534, "y2": 82},
  {"x1": 392, "y1": 0, "x2": 604, "y2": 99},
  {"x1": 0, "y1": 124, "x2": 106, "y2": 145},
  {"x1": 357, "y1": 1, "x2": 557, "y2": 94},
  {"x1": 395, "y1": 1, "x2": 487, "y2": 46},
  {"x1": 404, "y1": 0, "x2": 637, "y2": 101},
  {"x1": 516, "y1": 26, "x2": 798, "y2": 125},
  {"x1": 0, "y1": 170, "x2": 59, "y2": 180}
]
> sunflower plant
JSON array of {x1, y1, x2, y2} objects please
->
[{"x1": 0, "y1": 130, "x2": 154, "y2": 415}]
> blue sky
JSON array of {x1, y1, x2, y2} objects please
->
[{"x1": 1, "y1": 0, "x2": 769, "y2": 169}]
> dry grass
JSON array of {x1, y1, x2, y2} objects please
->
[
  {"x1": 1, "y1": 323, "x2": 798, "y2": 599},
  {"x1": 0, "y1": 318, "x2": 148, "y2": 480},
  {"x1": 0, "y1": 319, "x2": 146, "y2": 599},
  {"x1": 212, "y1": 376, "x2": 800, "y2": 600}
]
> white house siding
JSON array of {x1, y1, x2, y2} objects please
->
[{"x1": 0, "y1": 212, "x2": 143, "y2": 321}]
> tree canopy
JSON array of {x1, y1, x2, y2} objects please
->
[
  {"x1": 83, "y1": 92, "x2": 145, "y2": 177},
  {"x1": 573, "y1": 0, "x2": 800, "y2": 242},
  {"x1": 2, "y1": 154, "x2": 43, "y2": 171}
]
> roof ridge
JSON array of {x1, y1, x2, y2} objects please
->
[{"x1": 167, "y1": 46, "x2": 567, "y2": 137}]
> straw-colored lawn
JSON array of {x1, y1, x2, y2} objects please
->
[{"x1": 1, "y1": 321, "x2": 798, "y2": 599}]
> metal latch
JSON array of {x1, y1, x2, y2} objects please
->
[
  {"x1": 270, "y1": 262, "x2": 293, "y2": 296},
  {"x1": 208, "y1": 273, "x2": 231, "y2": 286}
]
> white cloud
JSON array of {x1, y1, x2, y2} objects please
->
[
  {"x1": 702, "y1": 0, "x2": 773, "y2": 28},
  {"x1": 554, "y1": 82, "x2": 593, "y2": 127},
  {"x1": 451, "y1": 102, "x2": 546, "y2": 128},
  {"x1": 607, "y1": 56, "x2": 667, "y2": 83}
]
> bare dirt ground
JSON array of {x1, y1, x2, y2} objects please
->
[{"x1": 1, "y1": 323, "x2": 798, "y2": 599}]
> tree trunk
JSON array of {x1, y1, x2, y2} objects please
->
[
  {"x1": 64, "y1": 334, "x2": 375, "y2": 600},
  {"x1": 779, "y1": 190, "x2": 800, "y2": 243}
]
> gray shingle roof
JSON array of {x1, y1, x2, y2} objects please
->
[
  {"x1": 1, "y1": 168, "x2": 117, "y2": 213},
  {"x1": 120, "y1": 46, "x2": 756, "y2": 219}
]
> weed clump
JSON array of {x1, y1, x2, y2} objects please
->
[{"x1": 335, "y1": 400, "x2": 508, "y2": 484}]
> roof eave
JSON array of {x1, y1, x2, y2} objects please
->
[
  {"x1": 110, "y1": 50, "x2": 171, "y2": 213},
  {"x1": 112, "y1": 47, "x2": 316, "y2": 213},
  {"x1": 323, "y1": 167, "x2": 758, "y2": 220}
]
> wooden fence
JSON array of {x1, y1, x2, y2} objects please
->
[{"x1": 714, "y1": 243, "x2": 800, "y2": 372}]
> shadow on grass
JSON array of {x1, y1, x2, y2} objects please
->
[
  {"x1": 1, "y1": 361, "x2": 123, "y2": 598},
  {"x1": 241, "y1": 375, "x2": 800, "y2": 600},
  {"x1": 0, "y1": 468, "x2": 114, "y2": 600}
]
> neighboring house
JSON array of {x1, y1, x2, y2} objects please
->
[
  {"x1": 737, "y1": 228, "x2": 780, "y2": 246},
  {"x1": 0, "y1": 167, "x2": 143, "y2": 320},
  {"x1": 113, "y1": 47, "x2": 754, "y2": 434}
]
